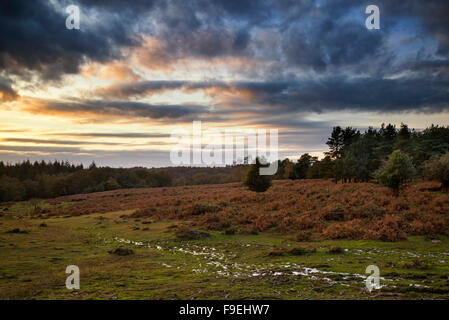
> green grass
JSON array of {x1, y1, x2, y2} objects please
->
[
  {"x1": 1, "y1": 207, "x2": 449, "y2": 299},
  {"x1": 0, "y1": 199, "x2": 72, "y2": 218}
]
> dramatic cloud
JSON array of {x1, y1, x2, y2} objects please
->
[
  {"x1": 282, "y1": 20, "x2": 386, "y2": 72},
  {"x1": 248, "y1": 77, "x2": 449, "y2": 114},
  {"x1": 22, "y1": 98, "x2": 208, "y2": 121},
  {"x1": 2, "y1": 0, "x2": 449, "y2": 79},
  {"x1": 0, "y1": 0, "x2": 139, "y2": 79},
  {"x1": 1, "y1": 0, "x2": 449, "y2": 166},
  {"x1": 378, "y1": 0, "x2": 449, "y2": 55},
  {"x1": 95, "y1": 76, "x2": 449, "y2": 114},
  {"x1": 96, "y1": 80, "x2": 290, "y2": 99}
]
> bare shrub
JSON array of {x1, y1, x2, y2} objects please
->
[
  {"x1": 328, "y1": 246, "x2": 344, "y2": 254},
  {"x1": 175, "y1": 227, "x2": 210, "y2": 240},
  {"x1": 295, "y1": 230, "x2": 312, "y2": 242}
]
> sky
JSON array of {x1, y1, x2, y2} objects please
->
[{"x1": 0, "y1": 0, "x2": 448, "y2": 167}]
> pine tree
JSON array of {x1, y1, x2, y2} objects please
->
[{"x1": 243, "y1": 158, "x2": 272, "y2": 192}]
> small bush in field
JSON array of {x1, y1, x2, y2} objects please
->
[
  {"x1": 175, "y1": 227, "x2": 210, "y2": 240},
  {"x1": 295, "y1": 230, "x2": 312, "y2": 242},
  {"x1": 198, "y1": 212, "x2": 232, "y2": 230},
  {"x1": 243, "y1": 158, "x2": 272, "y2": 192},
  {"x1": 268, "y1": 246, "x2": 315, "y2": 256},
  {"x1": 375, "y1": 150, "x2": 416, "y2": 196},
  {"x1": 191, "y1": 202, "x2": 222, "y2": 215},
  {"x1": 108, "y1": 247, "x2": 134, "y2": 256},
  {"x1": 423, "y1": 152, "x2": 449, "y2": 192},
  {"x1": 267, "y1": 249, "x2": 286, "y2": 256},
  {"x1": 328, "y1": 246, "x2": 344, "y2": 254},
  {"x1": 224, "y1": 228, "x2": 236, "y2": 235},
  {"x1": 289, "y1": 246, "x2": 316, "y2": 255}
]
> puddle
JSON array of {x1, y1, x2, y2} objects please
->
[{"x1": 111, "y1": 237, "x2": 436, "y2": 289}]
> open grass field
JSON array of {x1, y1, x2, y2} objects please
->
[{"x1": 1, "y1": 179, "x2": 449, "y2": 299}]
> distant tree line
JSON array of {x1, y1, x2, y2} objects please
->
[
  {"x1": 0, "y1": 160, "x2": 248, "y2": 202},
  {"x1": 0, "y1": 160, "x2": 174, "y2": 202}
]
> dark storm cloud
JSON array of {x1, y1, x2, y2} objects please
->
[
  {"x1": 186, "y1": 28, "x2": 250, "y2": 58},
  {"x1": 157, "y1": 28, "x2": 251, "y2": 62},
  {"x1": 78, "y1": 0, "x2": 270, "y2": 24},
  {"x1": 33, "y1": 99, "x2": 207, "y2": 120},
  {"x1": 3, "y1": 0, "x2": 449, "y2": 78},
  {"x1": 0, "y1": 0, "x2": 255, "y2": 82},
  {"x1": 97, "y1": 80, "x2": 291, "y2": 98},
  {"x1": 251, "y1": 77, "x2": 449, "y2": 114},
  {"x1": 282, "y1": 20, "x2": 386, "y2": 71},
  {"x1": 98, "y1": 80, "x2": 187, "y2": 98},
  {"x1": 199, "y1": 0, "x2": 271, "y2": 20},
  {"x1": 400, "y1": 59, "x2": 449, "y2": 76},
  {"x1": 74, "y1": 0, "x2": 157, "y2": 12},
  {"x1": 0, "y1": 0, "x2": 139, "y2": 79},
  {"x1": 95, "y1": 76, "x2": 449, "y2": 115},
  {"x1": 377, "y1": 0, "x2": 449, "y2": 55}
]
